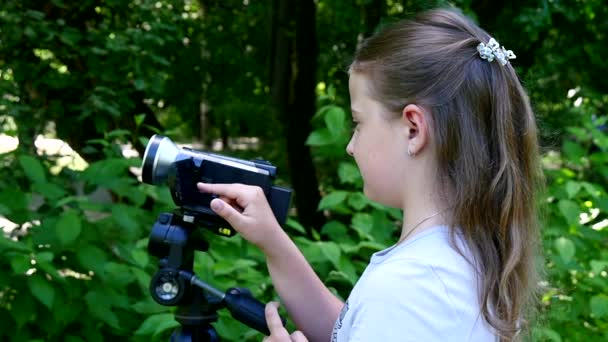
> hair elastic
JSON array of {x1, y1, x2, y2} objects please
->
[{"x1": 477, "y1": 38, "x2": 516, "y2": 66}]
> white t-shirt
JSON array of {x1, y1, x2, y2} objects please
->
[{"x1": 330, "y1": 226, "x2": 496, "y2": 341}]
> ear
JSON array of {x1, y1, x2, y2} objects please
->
[{"x1": 401, "y1": 104, "x2": 429, "y2": 157}]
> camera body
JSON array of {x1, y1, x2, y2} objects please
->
[{"x1": 141, "y1": 135, "x2": 292, "y2": 236}]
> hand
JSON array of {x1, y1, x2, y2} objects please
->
[
  {"x1": 263, "y1": 302, "x2": 308, "y2": 342},
  {"x1": 196, "y1": 182, "x2": 285, "y2": 251}
]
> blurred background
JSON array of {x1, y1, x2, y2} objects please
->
[{"x1": 0, "y1": 0, "x2": 607, "y2": 341}]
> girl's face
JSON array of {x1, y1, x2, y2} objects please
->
[{"x1": 346, "y1": 72, "x2": 408, "y2": 208}]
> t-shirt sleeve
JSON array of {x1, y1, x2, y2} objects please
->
[{"x1": 347, "y1": 259, "x2": 465, "y2": 341}]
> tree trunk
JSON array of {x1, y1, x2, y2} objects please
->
[
  {"x1": 270, "y1": 0, "x2": 325, "y2": 234},
  {"x1": 362, "y1": 0, "x2": 384, "y2": 38}
]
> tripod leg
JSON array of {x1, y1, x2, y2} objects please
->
[{"x1": 170, "y1": 325, "x2": 219, "y2": 342}]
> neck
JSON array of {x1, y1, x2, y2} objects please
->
[{"x1": 399, "y1": 186, "x2": 452, "y2": 243}]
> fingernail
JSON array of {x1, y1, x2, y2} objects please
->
[{"x1": 210, "y1": 199, "x2": 222, "y2": 211}]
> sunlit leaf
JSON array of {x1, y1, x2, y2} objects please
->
[
  {"x1": 318, "y1": 191, "x2": 348, "y2": 210},
  {"x1": 554, "y1": 237, "x2": 575, "y2": 263},
  {"x1": 558, "y1": 200, "x2": 580, "y2": 226},
  {"x1": 306, "y1": 128, "x2": 335, "y2": 146},
  {"x1": 565, "y1": 181, "x2": 581, "y2": 198},
  {"x1": 324, "y1": 106, "x2": 346, "y2": 135}
]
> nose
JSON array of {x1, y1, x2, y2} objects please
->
[{"x1": 346, "y1": 138, "x2": 354, "y2": 157}]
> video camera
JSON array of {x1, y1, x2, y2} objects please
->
[
  {"x1": 139, "y1": 135, "x2": 291, "y2": 340},
  {"x1": 140, "y1": 134, "x2": 292, "y2": 235}
]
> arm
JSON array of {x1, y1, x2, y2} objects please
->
[
  {"x1": 264, "y1": 228, "x2": 344, "y2": 342},
  {"x1": 197, "y1": 183, "x2": 343, "y2": 342}
]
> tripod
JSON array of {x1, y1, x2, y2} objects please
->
[{"x1": 148, "y1": 211, "x2": 281, "y2": 341}]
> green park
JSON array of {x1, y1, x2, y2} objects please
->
[{"x1": 1, "y1": 1, "x2": 607, "y2": 341}]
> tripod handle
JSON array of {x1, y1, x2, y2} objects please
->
[{"x1": 224, "y1": 288, "x2": 287, "y2": 336}]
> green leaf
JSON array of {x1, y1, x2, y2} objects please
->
[
  {"x1": 111, "y1": 204, "x2": 139, "y2": 238},
  {"x1": 324, "y1": 106, "x2": 346, "y2": 135},
  {"x1": 0, "y1": 235, "x2": 31, "y2": 253},
  {"x1": 306, "y1": 128, "x2": 335, "y2": 146},
  {"x1": 565, "y1": 181, "x2": 581, "y2": 198},
  {"x1": 18, "y1": 155, "x2": 46, "y2": 183},
  {"x1": 338, "y1": 255, "x2": 359, "y2": 285},
  {"x1": 59, "y1": 28, "x2": 82, "y2": 46},
  {"x1": 318, "y1": 191, "x2": 349, "y2": 210},
  {"x1": 10, "y1": 254, "x2": 31, "y2": 274},
  {"x1": 55, "y1": 210, "x2": 82, "y2": 245},
  {"x1": 36, "y1": 251, "x2": 54, "y2": 263},
  {"x1": 347, "y1": 192, "x2": 368, "y2": 210},
  {"x1": 53, "y1": 297, "x2": 82, "y2": 325},
  {"x1": 321, "y1": 221, "x2": 349, "y2": 240},
  {"x1": 132, "y1": 267, "x2": 152, "y2": 290},
  {"x1": 213, "y1": 259, "x2": 258, "y2": 276},
  {"x1": 131, "y1": 249, "x2": 149, "y2": 267},
  {"x1": 77, "y1": 245, "x2": 108, "y2": 274},
  {"x1": 135, "y1": 313, "x2": 179, "y2": 336},
  {"x1": 562, "y1": 140, "x2": 586, "y2": 163},
  {"x1": 558, "y1": 200, "x2": 580, "y2": 226},
  {"x1": 85, "y1": 291, "x2": 120, "y2": 329},
  {"x1": 286, "y1": 218, "x2": 307, "y2": 234},
  {"x1": 590, "y1": 295, "x2": 608, "y2": 318},
  {"x1": 352, "y1": 213, "x2": 373, "y2": 235},
  {"x1": 32, "y1": 182, "x2": 67, "y2": 200},
  {"x1": 532, "y1": 327, "x2": 562, "y2": 342},
  {"x1": 554, "y1": 237, "x2": 576, "y2": 263},
  {"x1": 338, "y1": 162, "x2": 361, "y2": 184},
  {"x1": 103, "y1": 262, "x2": 136, "y2": 286},
  {"x1": 581, "y1": 182, "x2": 601, "y2": 198},
  {"x1": 25, "y1": 10, "x2": 45, "y2": 20},
  {"x1": 28, "y1": 274, "x2": 55, "y2": 308},
  {"x1": 135, "y1": 114, "x2": 146, "y2": 127},
  {"x1": 317, "y1": 241, "x2": 341, "y2": 269},
  {"x1": 106, "y1": 129, "x2": 131, "y2": 139},
  {"x1": 12, "y1": 293, "x2": 36, "y2": 328},
  {"x1": 132, "y1": 299, "x2": 168, "y2": 314},
  {"x1": 590, "y1": 260, "x2": 608, "y2": 274}
]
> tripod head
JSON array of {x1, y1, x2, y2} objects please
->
[{"x1": 148, "y1": 211, "x2": 284, "y2": 341}]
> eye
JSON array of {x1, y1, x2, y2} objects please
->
[{"x1": 351, "y1": 121, "x2": 360, "y2": 133}]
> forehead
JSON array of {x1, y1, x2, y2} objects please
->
[{"x1": 348, "y1": 72, "x2": 395, "y2": 119}]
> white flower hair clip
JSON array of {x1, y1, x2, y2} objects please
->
[{"x1": 477, "y1": 38, "x2": 516, "y2": 66}]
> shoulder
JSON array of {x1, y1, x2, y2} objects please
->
[
  {"x1": 345, "y1": 258, "x2": 470, "y2": 341},
  {"x1": 364, "y1": 227, "x2": 480, "y2": 308},
  {"x1": 360, "y1": 257, "x2": 459, "y2": 308}
]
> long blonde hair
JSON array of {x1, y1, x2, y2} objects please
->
[{"x1": 350, "y1": 8, "x2": 544, "y2": 341}]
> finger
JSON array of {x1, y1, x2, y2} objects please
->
[
  {"x1": 290, "y1": 331, "x2": 308, "y2": 342},
  {"x1": 265, "y1": 302, "x2": 289, "y2": 338},
  {"x1": 210, "y1": 198, "x2": 245, "y2": 228},
  {"x1": 198, "y1": 182, "x2": 256, "y2": 208},
  {"x1": 218, "y1": 196, "x2": 243, "y2": 212},
  {"x1": 197, "y1": 182, "x2": 245, "y2": 200}
]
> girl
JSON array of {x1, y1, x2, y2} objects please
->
[{"x1": 197, "y1": 7, "x2": 543, "y2": 342}]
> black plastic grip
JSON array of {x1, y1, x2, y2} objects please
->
[{"x1": 223, "y1": 288, "x2": 286, "y2": 335}]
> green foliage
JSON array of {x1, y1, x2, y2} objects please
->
[
  {"x1": 0, "y1": 133, "x2": 279, "y2": 341},
  {"x1": 532, "y1": 94, "x2": 608, "y2": 340},
  {"x1": 1, "y1": 0, "x2": 608, "y2": 341}
]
